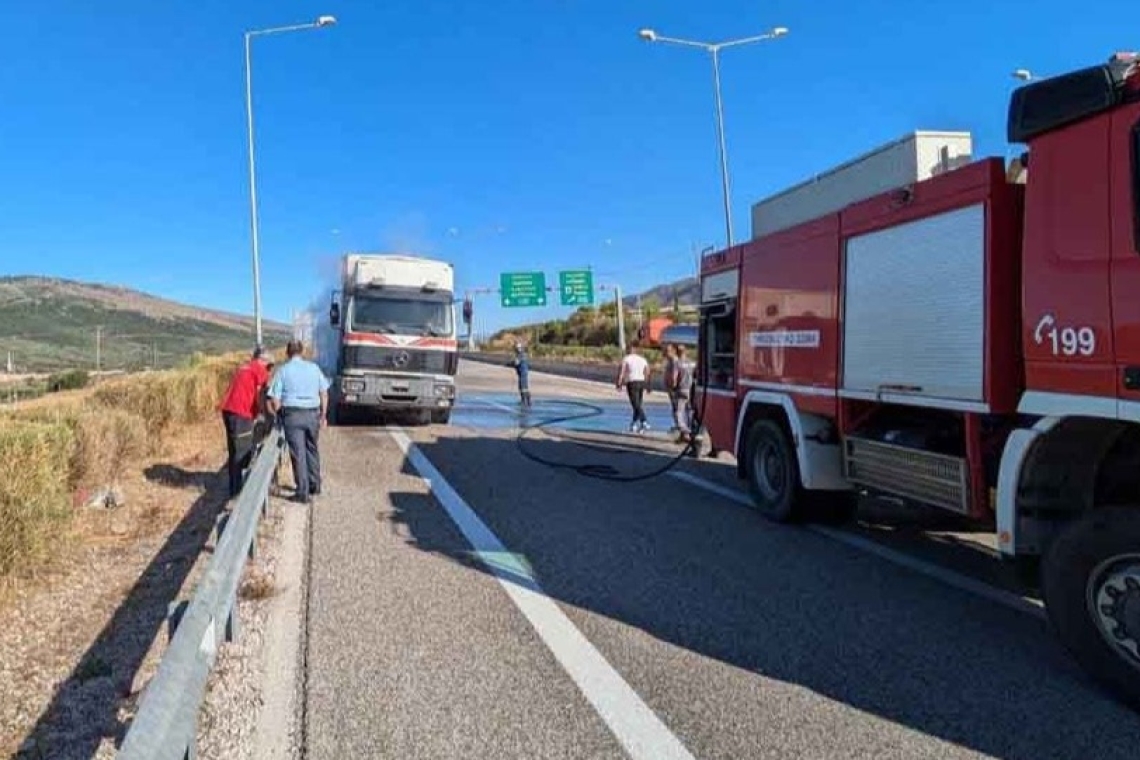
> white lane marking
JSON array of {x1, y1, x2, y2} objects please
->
[
  {"x1": 390, "y1": 429, "x2": 696, "y2": 760},
  {"x1": 668, "y1": 471, "x2": 1046, "y2": 620}
]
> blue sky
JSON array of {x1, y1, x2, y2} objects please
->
[{"x1": 0, "y1": 0, "x2": 1124, "y2": 333}]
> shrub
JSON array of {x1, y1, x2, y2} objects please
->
[
  {"x1": 0, "y1": 421, "x2": 74, "y2": 581},
  {"x1": 46, "y1": 369, "x2": 89, "y2": 393}
]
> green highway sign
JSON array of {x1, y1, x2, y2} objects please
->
[
  {"x1": 500, "y1": 271, "x2": 547, "y2": 307},
  {"x1": 559, "y1": 269, "x2": 594, "y2": 307}
]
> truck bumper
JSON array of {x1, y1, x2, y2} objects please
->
[{"x1": 337, "y1": 372, "x2": 455, "y2": 410}]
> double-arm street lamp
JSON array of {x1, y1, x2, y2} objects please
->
[
  {"x1": 638, "y1": 25, "x2": 788, "y2": 249},
  {"x1": 244, "y1": 15, "x2": 337, "y2": 347}
]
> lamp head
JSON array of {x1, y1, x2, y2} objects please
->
[
  {"x1": 316, "y1": 15, "x2": 337, "y2": 27},
  {"x1": 1012, "y1": 68, "x2": 1033, "y2": 81},
  {"x1": 638, "y1": 28, "x2": 657, "y2": 42},
  {"x1": 770, "y1": 26, "x2": 789, "y2": 37}
]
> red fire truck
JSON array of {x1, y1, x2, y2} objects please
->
[{"x1": 696, "y1": 53, "x2": 1140, "y2": 706}]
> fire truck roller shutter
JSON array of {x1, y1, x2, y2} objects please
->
[{"x1": 842, "y1": 203, "x2": 986, "y2": 404}]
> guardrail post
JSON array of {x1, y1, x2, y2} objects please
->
[
  {"x1": 186, "y1": 718, "x2": 199, "y2": 760},
  {"x1": 224, "y1": 600, "x2": 240, "y2": 644},
  {"x1": 167, "y1": 600, "x2": 188, "y2": 642},
  {"x1": 213, "y1": 512, "x2": 230, "y2": 545}
]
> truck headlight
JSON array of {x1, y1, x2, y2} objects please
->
[
  {"x1": 434, "y1": 384, "x2": 454, "y2": 398},
  {"x1": 343, "y1": 379, "x2": 365, "y2": 393}
]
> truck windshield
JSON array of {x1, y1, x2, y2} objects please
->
[{"x1": 351, "y1": 296, "x2": 453, "y2": 337}]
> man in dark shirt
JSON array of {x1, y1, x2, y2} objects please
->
[{"x1": 219, "y1": 347, "x2": 270, "y2": 498}]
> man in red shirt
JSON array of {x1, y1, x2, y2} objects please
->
[{"x1": 219, "y1": 347, "x2": 270, "y2": 498}]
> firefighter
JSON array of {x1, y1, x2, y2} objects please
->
[{"x1": 510, "y1": 342, "x2": 532, "y2": 408}]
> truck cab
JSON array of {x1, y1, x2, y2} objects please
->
[
  {"x1": 321, "y1": 254, "x2": 458, "y2": 424},
  {"x1": 1010, "y1": 54, "x2": 1140, "y2": 419}
]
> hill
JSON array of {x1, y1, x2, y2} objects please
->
[
  {"x1": 0, "y1": 276, "x2": 292, "y2": 373},
  {"x1": 623, "y1": 277, "x2": 698, "y2": 310}
]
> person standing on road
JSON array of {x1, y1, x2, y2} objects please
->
[
  {"x1": 267, "y1": 340, "x2": 330, "y2": 504},
  {"x1": 662, "y1": 344, "x2": 680, "y2": 434},
  {"x1": 219, "y1": 347, "x2": 270, "y2": 498},
  {"x1": 510, "y1": 342, "x2": 532, "y2": 408},
  {"x1": 673, "y1": 344, "x2": 696, "y2": 443},
  {"x1": 616, "y1": 343, "x2": 652, "y2": 434}
]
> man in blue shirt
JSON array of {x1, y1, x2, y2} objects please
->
[{"x1": 267, "y1": 340, "x2": 331, "y2": 504}]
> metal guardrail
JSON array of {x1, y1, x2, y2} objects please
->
[{"x1": 117, "y1": 428, "x2": 285, "y2": 760}]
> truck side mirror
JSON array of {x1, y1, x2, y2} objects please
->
[{"x1": 330, "y1": 302, "x2": 340, "y2": 327}]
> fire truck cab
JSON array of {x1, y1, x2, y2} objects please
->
[{"x1": 696, "y1": 53, "x2": 1140, "y2": 707}]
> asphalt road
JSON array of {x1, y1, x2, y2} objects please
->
[{"x1": 301, "y1": 360, "x2": 1140, "y2": 760}]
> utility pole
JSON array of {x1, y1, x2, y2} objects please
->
[
  {"x1": 5, "y1": 350, "x2": 11, "y2": 374},
  {"x1": 599, "y1": 284, "x2": 626, "y2": 352},
  {"x1": 616, "y1": 285, "x2": 626, "y2": 352},
  {"x1": 152, "y1": 341, "x2": 158, "y2": 369},
  {"x1": 95, "y1": 326, "x2": 103, "y2": 372}
]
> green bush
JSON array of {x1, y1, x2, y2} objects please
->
[{"x1": 46, "y1": 369, "x2": 90, "y2": 393}]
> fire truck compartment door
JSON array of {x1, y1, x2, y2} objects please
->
[{"x1": 842, "y1": 203, "x2": 985, "y2": 403}]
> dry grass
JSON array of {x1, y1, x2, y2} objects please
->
[
  {"x1": 0, "y1": 355, "x2": 245, "y2": 590},
  {"x1": 70, "y1": 410, "x2": 147, "y2": 490},
  {"x1": 0, "y1": 421, "x2": 75, "y2": 585}
]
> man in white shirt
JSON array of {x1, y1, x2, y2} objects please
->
[{"x1": 616, "y1": 343, "x2": 652, "y2": 434}]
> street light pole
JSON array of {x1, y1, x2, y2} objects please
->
[
  {"x1": 638, "y1": 25, "x2": 788, "y2": 249},
  {"x1": 709, "y1": 47, "x2": 733, "y2": 247},
  {"x1": 243, "y1": 15, "x2": 337, "y2": 348},
  {"x1": 243, "y1": 33, "x2": 263, "y2": 348}
]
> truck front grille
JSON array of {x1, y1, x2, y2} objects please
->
[{"x1": 343, "y1": 345, "x2": 455, "y2": 374}]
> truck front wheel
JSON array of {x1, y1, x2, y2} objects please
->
[
  {"x1": 1042, "y1": 505, "x2": 1140, "y2": 709},
  {"x1": 431, "y1": 409, "x2": 452, "y2": 425},
  {"x1": 745, "y1": 419, "x2": 803, "y2": 523}
]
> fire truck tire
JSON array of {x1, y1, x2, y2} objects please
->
[
  {"x1": 1041, "y1": 505, "x2": 1140, "y2": 709},
  {"x1": 431, "y1": 409, "x2": 451, "y2": 425},
  {"x1": 744, "y1": 419, "x2": 804, "y2": 523},
  {"x1": 327, "y1": 403, "x2": 341, "y2": 426}
]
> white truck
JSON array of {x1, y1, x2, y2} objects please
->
[{"x1": 316, "y1": 254, "x2": 458, "y2": 424}]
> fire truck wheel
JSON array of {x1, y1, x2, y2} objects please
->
[
  {"x1": 431, "y1": 409, "x2": 452, "y2": 425},
  {"x1": 1041, "y1": 505, "x2": 1140, "y2": 709},
  {"x1": 744, "y1": 419, "x2": 802, "y2": 523}
]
